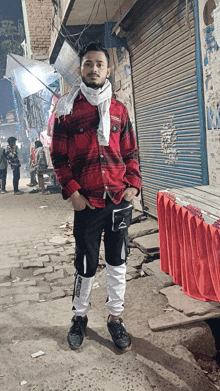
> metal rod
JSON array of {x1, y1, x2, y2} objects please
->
[
  {"x1": 38, "y1": 96, "x2": 54, "y2": 106},
  {"x1": 9, "y1": 54, "x2": 59, "y2": 98}
]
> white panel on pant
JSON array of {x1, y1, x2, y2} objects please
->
[
  {"x1": 121, "y1": 240, "x2": 126, "y2": 260},
  {"x1": 83, "y1": 254, "x2": 87, "y2": 274}
]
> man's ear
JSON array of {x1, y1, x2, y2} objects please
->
[
  {"x1": 78, "y1": 66, "x2": 81, "y2": 76},
  {"x1": 107, "y1": 67, "x2": 111, "y2": 78}
]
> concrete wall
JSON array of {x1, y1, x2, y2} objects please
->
[
  {"x1": 22, "y1": 0, "x2": 53, "y2": 60},
  {"x1": 110, "y1": 47, "x2": 136, "y2": 132},
  {"x1": 198, "y1": 0, "x2": 220, "y2": 185}
]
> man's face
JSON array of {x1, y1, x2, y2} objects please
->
[
  {"x1": 9, "y1": 141, "x2": 16, "y2": 148},
  {"x1": 78, "y1": 51, "x2": 111, "y2": 89}
]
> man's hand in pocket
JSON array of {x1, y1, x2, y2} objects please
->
[
  {"x1": 123, "y1": 187, "x2": 138, "y2": 202},
  {"x1": 70, "y1": 191, "x2": 95, "y2": 211}
]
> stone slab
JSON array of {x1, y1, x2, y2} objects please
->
[
  {"x1": 14, "y1": 293, "x2": 40, "y2": 303},
  {"x1": 49, "y1": 236, "x2": 70, "y2": 245},
  {"x1": 128, "y1": 219, "x2": 158, "y2": 240},
  {"x1": 41, "y1": 288, "x2": 65, "y2": 300},
  {"x1": 126, "y1": 273, "x2": 133, "y2": 281},
  {"x1": 33, "y1": 266, "x2": 53, "y2": 276},
  {"x1": 44, "y1": 269, "x2": 64, "y2": 282},
  {"x1": 148, "y1": 308, "x2": 220, "y2": 331},
  {"x1": 46, "y1": 248, "x2": 65, "y2": 254},
  {"x1": 11, "y1": 280, "x2": 37, "y2": 287},
  {"x1": 54, "y1": 276, "x2": 74, "y2": 286},
  {"x1": 160, "y1": 285, "x2": 220, "y2": 316},
  {"x1": 142, "y1": 259, "x2": 173, "y2": 287},
  {"x1": 0, "y1": 296, "x2": 14, "y2": 305},
  {"x1": 23, "y1": 260, "x2": 44, "y2": 269},
  {"x1": 0, "y1": 282, "x2": 11, "y2": 287},
  {"x1": 64, "y1": 266, "x2": 75, "y2": 275},
  {"x1": 64, "y1": 248, "x2": 75, "y2": 255},
  {"x1": 0, "y1": 262, "x2": 21, "y2": 269},
  {"x1": 133, "y1": 233, "x2": 159, "y2": 254},
  {"x1": 0, "y1": 285, "x2": 51, "y2": 297},
  {"x1": 0, "y1": 268, "x2": 11, "y2": 281}
]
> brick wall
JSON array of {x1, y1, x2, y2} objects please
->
[{"x1": 24, "y1": 0, "x2": 54, "y2": 60}]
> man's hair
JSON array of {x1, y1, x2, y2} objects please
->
[
  {"x1": 78, "y1": 42, "x2": 110, "y2": 66},
  {"x1": 7, "y1": 136, "x2": 17, "y2": 144},
  {"x1": 35, "y1": 140, "x2": 43, "y2": 148}
]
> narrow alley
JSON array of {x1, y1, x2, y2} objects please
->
[{"x1": 0, "y1": 175, "x2": 218, "y2": 391}]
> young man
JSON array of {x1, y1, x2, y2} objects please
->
[
  {"x1": 51, "y1": 42, "x2": 142, "y2": 352},
  {"x1": 5, "y1": 137, "x2": 23, "y2": 195}
]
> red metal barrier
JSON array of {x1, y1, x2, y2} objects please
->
[{"x1": 157, "y1": 191, "x2": 220, "y2": 303}]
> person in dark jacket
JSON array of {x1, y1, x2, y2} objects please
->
[
  {"x1": 5, "y1": 137, "x2": 23, "y2": 195},
  {"x1": 0, "y1": 145, "x2": 7, "y2": 193}
]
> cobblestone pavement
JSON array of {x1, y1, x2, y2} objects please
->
[{"x1": 0, "y1": 181, "x2": 77, "y2": 309}]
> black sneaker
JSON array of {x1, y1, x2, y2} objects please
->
[
  {"x1": 67, "y1": 315, "x2": 88, "y2": 350},
  {"x1": 107, "y1": 316, "x2": 131, "y2": 351}
]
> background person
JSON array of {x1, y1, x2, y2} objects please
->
[
  {"x1": 27, "y1": 140, "x2": 48, "y2": 188},
  {"x1": 0, "y1": 144, "x2": 7, "y2": 193},
  {"x1": 51, "y1": 42, "x2": 142, "y2": 352},
  {"x1": 27, "y1": 140, "x2": 48, "y2": 194},
  {"x1": 5, "y1": 137, "x2": 23, "y2": 195}
]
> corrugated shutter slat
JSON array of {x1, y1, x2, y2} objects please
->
[{"x1": 123, "y1": 0, "x2": 204, "y2": 216}]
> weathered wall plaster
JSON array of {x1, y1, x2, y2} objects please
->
[
  {"x1": 110, "y1": 47, "x2": 136, "y2": 132},
  {"x1": 199, "y1": 0, "x2": 220, "y2": 185}
]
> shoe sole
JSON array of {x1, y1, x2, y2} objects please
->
[
  {"x1": 114, "y1": 339, "x2": 132, "y2": 353},
  {"x1": 68, "y1": 344, "x2": 81, "y2": 350}
]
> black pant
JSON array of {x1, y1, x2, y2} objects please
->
[
  {"x1": 0, "y1": 169, "x2": 7, "y2": 191},
  {"x1": 73, "y1": 196, "x2": 132, "y2": 278},
  {"x1": 13, "y1": 166, "x2": 20, "y2": 193}
]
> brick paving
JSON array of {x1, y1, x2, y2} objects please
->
[{"x1": 0, "y1": 182, "x2": 77, "y2": 309}]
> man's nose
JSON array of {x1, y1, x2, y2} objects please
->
[{"x1": 91, "y1": 64, "x2": 98, "y2": 73}]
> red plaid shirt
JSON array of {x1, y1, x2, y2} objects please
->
[{"x1": 50, "y1": 91, "x2": 142, "y2": 207}]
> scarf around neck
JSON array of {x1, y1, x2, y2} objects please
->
[{"x1": 55, "y1": 79, "x2": 112, "y2": 146}]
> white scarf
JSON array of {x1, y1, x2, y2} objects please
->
[{"x1": 55, "y1": 79, "x2": 112, "y2": 146}]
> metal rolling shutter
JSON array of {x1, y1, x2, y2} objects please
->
[{"x1": 122, "y1": 0, "x2": 206, "y2": 217}]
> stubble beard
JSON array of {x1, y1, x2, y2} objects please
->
[{"x1": 82, "y1": 75, "x2": 106, "y2": 90}]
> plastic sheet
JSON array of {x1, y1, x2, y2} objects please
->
[{"x1": 157, "y1": 191, "x2": 220, "y2": 303}]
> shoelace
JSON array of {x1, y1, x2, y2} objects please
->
[
  {"x1": 72, "y1": 319, "x2": 84, "y2": 334},
  {"x1": 112, "y1": 321, "x2": 126, "y2": 338}
]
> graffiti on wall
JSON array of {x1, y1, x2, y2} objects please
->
[
  {"x1": 160, "y1": 116, "x2": 178, "y2": 164},
  {"x1": 204, "y1": 10, "x2": 220, "y2": 130}
]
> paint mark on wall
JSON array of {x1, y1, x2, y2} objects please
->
[
  {"x1": 205, "y1": 50, "x2": 220, "y2": 129},
  {"x1": 203, "y1": 24, "x2": 220, "y2": 129},
  {"x1": 212, "y1": 5, "x2": 220, "y2": 47},
  {"x1": 161, "y1": 116, "x2": 178, "y2": 164}
]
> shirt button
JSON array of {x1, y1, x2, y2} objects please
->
[
  {"x1": 105, "y1": 186, "x2": 108, "y2": 189},
  {"x1": 100, "y1": 154, "x2": 103, "y2": 158},
  {"x1": 79, "y1": 128, "x2": 83, "y2": 133},
  {"x1": 102, "y1": 170, "x2": 105, "y2": 174}
]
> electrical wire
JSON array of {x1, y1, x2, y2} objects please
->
[
  {"x1": 52, "y1": 0, "x2": 104, "y2": 54},
  {"x1": 73, "y1": 0, "x2": 102, "y2": 48},
  {"x1": 103, "y1": 0, "x2": 117, "y2": 73}
]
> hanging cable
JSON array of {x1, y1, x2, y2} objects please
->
[
  {"x1": 73, "y1": 0, "x2": 102, "y2": 48},
  {"x1": 103, "y1": 0, "x2": 117, "y2": 73}
]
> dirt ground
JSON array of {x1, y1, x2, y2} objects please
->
[{"x1": 0, "y1": 169, "x2": 219, "y2": 391}]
